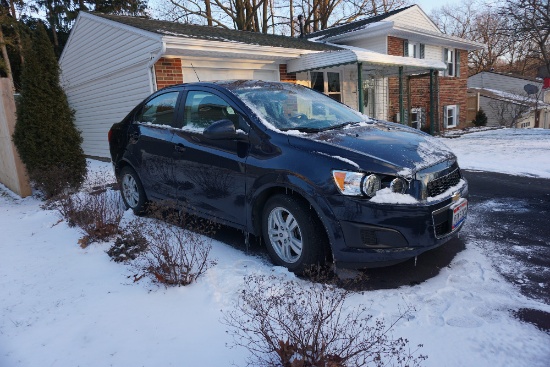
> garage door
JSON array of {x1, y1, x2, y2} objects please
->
[{"x1": 181, "y1": 66, "x2": 279, "y2": 83}]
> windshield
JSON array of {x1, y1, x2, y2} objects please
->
[{"x1": 228, "y1": 81, "x2": 367, "y2": 132}]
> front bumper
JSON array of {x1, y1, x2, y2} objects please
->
[{"x1": 329, "y1": 180, "x2": 468, "y2": 269}]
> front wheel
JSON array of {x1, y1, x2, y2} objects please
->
[
  {"x1": 262, "y1": 195, "x2": 328, "y2": 274},
  {"x1": 119, "y1": 166, "x2": 147, "y2": 214}
]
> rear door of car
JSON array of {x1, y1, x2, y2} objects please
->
[
  {"x1": 125, "y1": 90, "x2": 183, "y2": 200},
  {"x1": 170, "y1": 87, "x2": 250, "y2": 227}
]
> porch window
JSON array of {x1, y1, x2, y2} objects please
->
[
  {"x1": 444, "y1": 48, "x2": 460, "y2": 77},
  {"x1": 444, "y1": 105, "x2": 459, "y2": 128},
  {"x1": 311, "y1": 71, "x2": 342, "y2": 102}
]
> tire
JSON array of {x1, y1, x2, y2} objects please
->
[
  {"x1": 262, "y1": 194, "x2": 328, "y2": 274},
  {"x1": 119, "y1": 166, "x2": 147, "y2": 214}
]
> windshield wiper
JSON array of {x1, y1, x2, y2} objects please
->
[{"x1": 322, "y1": 121, "x2": 362, "y2": 131}]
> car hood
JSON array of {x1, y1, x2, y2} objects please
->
[{"x1": 287, "y1": 121, "x2": 456, "y2": 177}]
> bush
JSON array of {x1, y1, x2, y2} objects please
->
[
  {"x1": 107, "y1": 223, "x2": 148, "y2": 262},
  {"x1": 51, "y1": 170, "x2": 125, "y2": 247},
  {"x1": 223, "y1": 274, "x2": 427, "y2": 367},
  {"x1": 472, "y1": 109, "x2": 488, "y2": 127},
  {"x1": 12, "y1": 23, "x2": 86, "y2": 198},
  {"x1": 133, "y1": 205, "x2": 218, "y2": 286}
]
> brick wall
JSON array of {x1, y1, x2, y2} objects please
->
[
  {"x1": 388, "y1": 36, "x2": 404, "y2": 57},
  {"x1": 386, "y1": 36, "x2": 468, "y2": 130},
  {"x1": 154, "y1": 58, "x2": 184, "y2": 90},
  {"x1": 279, "y1": 64, "x2": 297, "y2": 83}
]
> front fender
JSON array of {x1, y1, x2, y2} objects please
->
[{"x1": 247, "y1": 172, "x2": 345, "y2": 252}]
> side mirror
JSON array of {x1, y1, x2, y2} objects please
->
[{"x1": 203, "y1": 119, "x2": 238, "y2": 140}]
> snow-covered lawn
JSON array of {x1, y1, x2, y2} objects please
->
[
  {"x1": 441, "y1": 128, "x2": 550, "y2": 178},
  {"x1": 1, "y1": 129, "x2": 550, "y2": 367}
]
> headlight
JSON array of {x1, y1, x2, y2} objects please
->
[
  {"x1": 332, "y1": 170, "x2": 407, "y2": 198},
  {"x1": 362, "y1": 174, "x2": 381, "y2": 197},
  {"x1": 390, "y1": 177, "x2": 406, "y2": 194},
  {"x1": 332, "y1": 171, "x2": 363, "y2": 196}
]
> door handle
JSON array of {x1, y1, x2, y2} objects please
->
[{"x1": 174, "y1": 144, "x2": 186, "y2": 153}]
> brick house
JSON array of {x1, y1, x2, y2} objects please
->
[{"x1": 59, "y1": 5, "x2": 481, "y2": 158}]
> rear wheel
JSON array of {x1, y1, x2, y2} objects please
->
[
  {"x1": 262, "y1": 194, "x2": 327, "y2": 274},
  {"x1": 119, "y1": 166, "x2": 147, "y2": 214}
]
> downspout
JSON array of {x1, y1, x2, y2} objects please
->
[
  {"x1": 399, "y1": 66, "x2": 404, "y2": 124},
  {"x1": 147, "y1": 41, "x2": 167, "y2": 93},
  {"x1": 357, "y1": 62, "x2": 364, "y2": 114},
  {"x1": 430, "y1": 69, "x2": 435, "y2": 135}
]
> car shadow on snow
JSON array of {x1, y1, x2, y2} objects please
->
[{"x1": 211, "y1": 223, "x2": 467, "y2": 291}]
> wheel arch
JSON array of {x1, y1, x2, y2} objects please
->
[{"x1": 249, "y1": 179, "x2": 339, "y2": 260}]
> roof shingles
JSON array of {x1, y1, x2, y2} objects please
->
[{"x1": 92, "y1": 13, "x2": 339, "y2": 52}]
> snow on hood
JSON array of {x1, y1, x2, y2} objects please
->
[{"x1": 290, "y1": 122, "x2": 456, "y2": 177}]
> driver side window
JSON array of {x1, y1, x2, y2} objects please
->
[{"x1": 183, "y1": 91, "x2": 238, "y2": 132}]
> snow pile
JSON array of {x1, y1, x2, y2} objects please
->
[
  {"x1": 369, "y1": 188, "x2": 418, "y2": 204},
  {"x1": 441, "y1": 128, "x2": 550, "y2": 178}
]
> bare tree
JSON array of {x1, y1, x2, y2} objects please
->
[
  {"x1": 156, "y1": 0, "x2": 410, "y2": 34},
  {"x1": 501, "y1": 0, "x2": 550, "y2": 76},
  {"x1": 430, "y1": 0, "x2": 523, "y2": 74}
]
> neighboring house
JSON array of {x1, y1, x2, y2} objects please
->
[
  {"x1": 59, "y1": 5, "x2": 482, "y2": 158},
  {"x1": 467, "y1": 71, "x2": 550, "y2": 128}
]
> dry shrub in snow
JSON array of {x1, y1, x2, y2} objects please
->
[
  {"x1": 107, "y1": 223, "x2": 148, "y2": 262},
  {"x1": 223, "y1": 274, "x2": 427, "y2": 367},
  {"x1": 51, "y1": 170, "x2": 125, "y2": 246},
  {"x1": 133, "y1": 206, "x2": 218, "y2": 286}
]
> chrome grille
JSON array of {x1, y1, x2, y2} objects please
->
[{"x1": 427, "y1": 168, "x2": 461, "y2": 197}]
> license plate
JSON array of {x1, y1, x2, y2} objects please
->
[{"x1": 451, "y1": 198, "x2": 468, "y2": 230}]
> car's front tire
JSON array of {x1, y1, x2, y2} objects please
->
[
  {"x1": 119, "y1": 166, "x2": 147, "y2": 214},
  {"x1": 262, "y1": 194, "x2": 327, "y2": 274}
]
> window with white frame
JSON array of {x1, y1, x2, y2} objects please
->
[
  {"x1": 404, "y1": 40, "x2": 425, "y2": 59},
  {"x1": 310, "y1": 71, "x2": 342, "y2": 102},
  {"x1": 444, "y1": 105, "x2": 459, "y2": 128},
  {"x1": 444, "y1": 48, "x2": 460, "y2": 77}
]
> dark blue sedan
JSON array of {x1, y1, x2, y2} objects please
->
[{"x1": 108, "y1": 80, "x2": 468, "y2": 273}]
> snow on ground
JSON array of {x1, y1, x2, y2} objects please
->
[
  {"x1": 440, "y1": 128, "x2": 550, "y2": 178},
  {"x1": 1, "y1": 130, "x2": 550, "y2": 367}
]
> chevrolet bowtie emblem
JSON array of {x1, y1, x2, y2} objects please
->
[{"x1": 452, "y1": 192, "x2": 461, "y2": 202}]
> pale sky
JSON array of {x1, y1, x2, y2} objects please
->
[{"x1": 413, "y1": 0, "x2": 464, "y2": 14}]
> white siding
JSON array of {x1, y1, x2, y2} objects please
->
[
  {"x1": 60, "y1": 14, "x2": 162, "y2": 158},
  {"x1": 345, "y1": 36, "x2": 387, "y2": 54},
  {"x1": 389, "y1": 6, "x2": 440, "y2": 32},
  {"x1": 424, "y1": 45, "x2": 442, "y2": 62}
]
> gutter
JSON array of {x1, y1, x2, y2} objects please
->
[{"x1": 147, "y1": 41, "x2": 166, "y2": 93}]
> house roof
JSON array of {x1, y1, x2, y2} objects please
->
[
  {"x1": 92, "y1": 13, "x2": 339, "y2": 52},
  {"x1": 470, "y1": 87, "x2": 549, "y2": 108},
  {"x1": 304, "y1": 5, "x2": 414, "y2": 41},
  {"x1": 469, "y1": 70, "x2": 543, "y2": 84}
]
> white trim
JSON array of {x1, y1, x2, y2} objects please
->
[
  {"x1": 163, "y1": 36, "x2": 316, "y2": 60},
  {"x1": 388, "y1": 5, "x2": 441, "y2": 33}
]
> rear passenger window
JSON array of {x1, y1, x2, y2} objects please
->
[
  {"x1": 136, "y1": 92, "x2": 179, "y2": 127},
  {"x1": 183, "y1": 91, "x2": 238, "y2": 132}
]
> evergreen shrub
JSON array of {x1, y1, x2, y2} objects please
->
[
  {"x1": 13, "y1": 23, "x2": 86, "y2": 198},
  {"x1": 472, "y1": 108, "x2": 488, "y2": 127}
]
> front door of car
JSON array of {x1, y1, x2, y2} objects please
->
[
  {"x1": 126, "y1": 90, "x2": 181, "y2": 201},
  {"x1": 171, "y1": 89, "x2": 249, "y2": 227}
]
